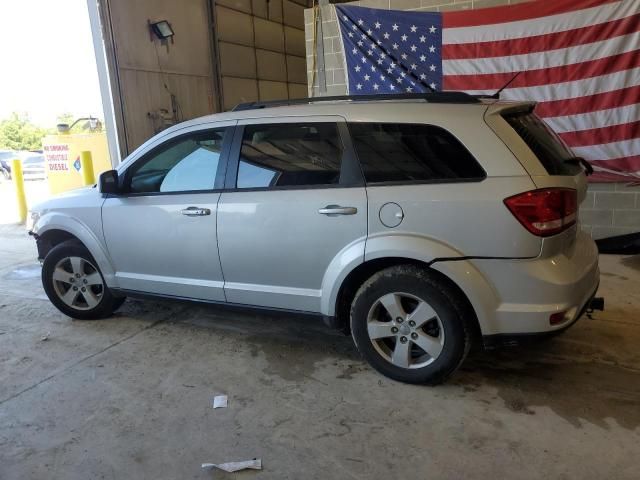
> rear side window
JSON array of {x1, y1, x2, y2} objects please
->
[
  {"x1": 502, "y1": 112, "x2": 581, "y2": 176},
  {"x1": 349, "y1": 123, "x2": 485, "y2": 184},
  {"x1": 237, "y1": 123, "x2": 343, "y2": 189}
]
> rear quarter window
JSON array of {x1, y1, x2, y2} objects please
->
[
  {"x1": 502, "y1": 112, "x2": 582, "y2": 176},
  {"x1": 348, "y1": 123, "x2": 485, "y2": 184}
]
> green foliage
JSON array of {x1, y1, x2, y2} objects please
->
[
  {"x1": 0, "y1": 113, "x2": 104, "y2": 151},
  {"x1": 56, "y1": 113, "x2": 75, "y2": 127},
  {"x1": 0, "y1": 113, "x2": 49, "y2": 151}
]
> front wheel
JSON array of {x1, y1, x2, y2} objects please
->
[
  {"x1": 350, "y1": 265, "x2": 471, "y2": 384},
  {"x1": 42, "y1": 240, "x2": 125, "y2": 320}
]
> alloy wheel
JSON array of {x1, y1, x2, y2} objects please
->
[
  {"x1": 51, "y1": 256, "x2": 104, "y2": 310},
  {"x1": 366, "y1": 292, "x2": 445, "y2": 369}
]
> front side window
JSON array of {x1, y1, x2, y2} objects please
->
[
  {"x1": 127, "y1": 128, "x2": 227, "y2": 194},
  {"x1": 237, "y1": 123, "x2": 343, "y2": 189},
  {"x1": 349, "y1": 123, "x2": 485, "y2": 184}
]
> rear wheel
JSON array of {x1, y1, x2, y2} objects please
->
[
  {"x1": 42, "y1": 241, "x2": 125, "y2": 320},
  {"x1": 350, "y1": 265, "x2": 471, "y2": 384}
]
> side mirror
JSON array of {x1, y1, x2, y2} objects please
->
[{"x1": 99, "y1": 170, "x2": 120, "y2": 195}]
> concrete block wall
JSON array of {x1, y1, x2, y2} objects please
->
[
  {"x1": 581, "y1": 183, "x2": 640, "y2": 239},
  {"x1": 303, "y1": 0, "x2": 640, "y2": 239}
]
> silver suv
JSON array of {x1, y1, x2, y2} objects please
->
[{"x1": 29, "y1": 93, "x2": 600, "y2": 384}]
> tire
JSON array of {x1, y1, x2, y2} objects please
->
[
  {"x1": 41, "y1": 240, "x2": 125, "y2": 320},
  {"x1": 350, "y1": 265, "x2": 471, "y2": 385}
]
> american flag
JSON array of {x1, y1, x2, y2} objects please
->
[{"x1": 336, "y1": 0, "x2": 640, "y2": 182}]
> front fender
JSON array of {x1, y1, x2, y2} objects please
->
[{"x1": 34, "y1": 213, "x2": 118, "y2": 287}]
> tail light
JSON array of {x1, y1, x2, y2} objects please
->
[{"x1": 504, "y1": 188, "x2": 577, "y2": 237}]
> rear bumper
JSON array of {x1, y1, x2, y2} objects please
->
[
  {"x1": 482, "y1": 282, "x2": 600, "y2": 348},
  {"x1": 469, "y1": 229, "x2": 600, "y2": 336}
]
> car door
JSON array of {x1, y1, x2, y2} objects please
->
[
  {"x1": 217, "y1": 116, "x2": 367, "y2": 313},
  {"x1": 101, "y1": 123, "x2": 233, "y2": 301}
]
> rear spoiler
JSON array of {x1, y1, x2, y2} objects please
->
[{"x1": 484, "y1": 101, "x2": 537, "y2": 118}]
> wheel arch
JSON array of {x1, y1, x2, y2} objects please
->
[
  {"x1": 34, "y1": 214, "x2": 117, "y2": 286},
  {"x1": 329, "y1": 256, "x2": 487, "y2": 342},
  {"x1": 36, "y1": 229, "x2": 80, "y2": 257}
]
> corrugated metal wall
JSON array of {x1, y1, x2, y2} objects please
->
[
  {"x1": 98, "y1": 0, "x2": 312, "y2": 155},
  {"x1": 213, "y1": 0, "x2": 312, "y2": 110},
  {"x1": 99, "y1": 0, "x2": 216, "y2": 155}
]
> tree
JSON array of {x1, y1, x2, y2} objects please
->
[
  {"x1": 0, "y1": 113, "x2": 49, "y2": 151},
  {"x1": 56, "y1": 112, "x2": 75, "y2": 127}
]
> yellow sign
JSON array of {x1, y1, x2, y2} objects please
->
[{"x1": 42, "y1": 132, "x2": 112, "y2": 195}]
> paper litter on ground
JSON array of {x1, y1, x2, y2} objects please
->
[
  {"x1": 201, "y1": 458, "x2": 262, "y2": 472},
  {"x1": 212, "y1": 395, "x2": 228, "y2": 409}
]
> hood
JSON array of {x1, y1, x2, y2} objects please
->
[{"x1": 31, "y1": 185, "x2": 100, "y2": 213}]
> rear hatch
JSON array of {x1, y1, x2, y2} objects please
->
[{"x1": 484, "y1": 102, "x2": 590, "y2": 251}]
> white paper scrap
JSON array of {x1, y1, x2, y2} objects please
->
[
  {"x1": 212, "y1": 395, "x2": 228, "y2": 409},
  {"x1": 201, "y1": 458, "x2": 262, "y2": 472}
]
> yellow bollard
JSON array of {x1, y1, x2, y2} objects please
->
[
  {"x1": 12, "y1": 159, "x2": 28, "y2": 224},
  {"x1": 80, "y1": 151, "x2": 96, "y2": 186}
]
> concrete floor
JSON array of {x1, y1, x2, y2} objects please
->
[
  {"x1": 1, "y1": 222, "x2": 639, "y2": 480},
  {"x1": 0, "y1": 179, "x2": 49, "y2": 225}
]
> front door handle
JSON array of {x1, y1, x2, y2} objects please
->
[
  {"x1": 318, "y1": 205, "x2": 358, "y2": 216},
  {"x1": 181, "y1": 206, "x2": 211, "y2": 216}
]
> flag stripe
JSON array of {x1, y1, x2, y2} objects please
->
[
  {"x1": 559, "y1": 120, "x2": 640, "y2": 147},
  {"x1": 442, "y1": 11, "x2": 640, "y2": 60},
  {"x1": 591, "y1": 155, "x2": 640, "y2": 173},
  {"x1": 534, "y1": 85, "x2": 640, "y2": 117},
  {"x1": 444, "y1": 49, "x2": 640, "y2": 90},
  {"x1": 459, "y1": 67, "x2": 640, "y2": 100},
  {"x1": 442, "y1": 1, "x2": 627, "y2": 43},
  {"x1": 572, "y1": 138, "x2": 640, "y2": 160},
  {"x1": 544, "y1": 103, "x2": 640, "y2": 133},
  {"x1": 442, "y1": 0, "x2": 617, "y2": 28},
  {"x1": 337, "y1": 1, "x2": 640, "y2": 181},
  {"x1": 443, "y1": 30, "x2": 640, "y2": 76}
]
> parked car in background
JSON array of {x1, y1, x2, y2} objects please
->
[
  {"x1": 18, "y1": 152, "x2": 46, "y2": 181},
  {"x1": 0, "y1": 150, "x2": 14, "y2": 180},
  {"x1": 27, "y1": 93, "x2": 602, "y2": 384},
  {"x1": 0, "y1": 150, "x2": 46, "y2": 181}
]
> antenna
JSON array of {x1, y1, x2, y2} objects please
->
[{"x1": 491, "y1": 71, "x2": 522, "y2": 99}]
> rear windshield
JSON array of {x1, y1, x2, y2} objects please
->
[{"x1": 503, "y1": 112, "x2": 582, "y2": 176}]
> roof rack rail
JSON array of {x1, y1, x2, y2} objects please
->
[{"x1": 232, "y1": 92, "x2": 480, "y2": 111}]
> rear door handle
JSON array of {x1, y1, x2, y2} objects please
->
[
  {"x1": 181, "y1": 206, "x2": 211, "y2": 216},
  {"x1": 318, "y1": 205, "x2": 358, "y2": 216}
]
